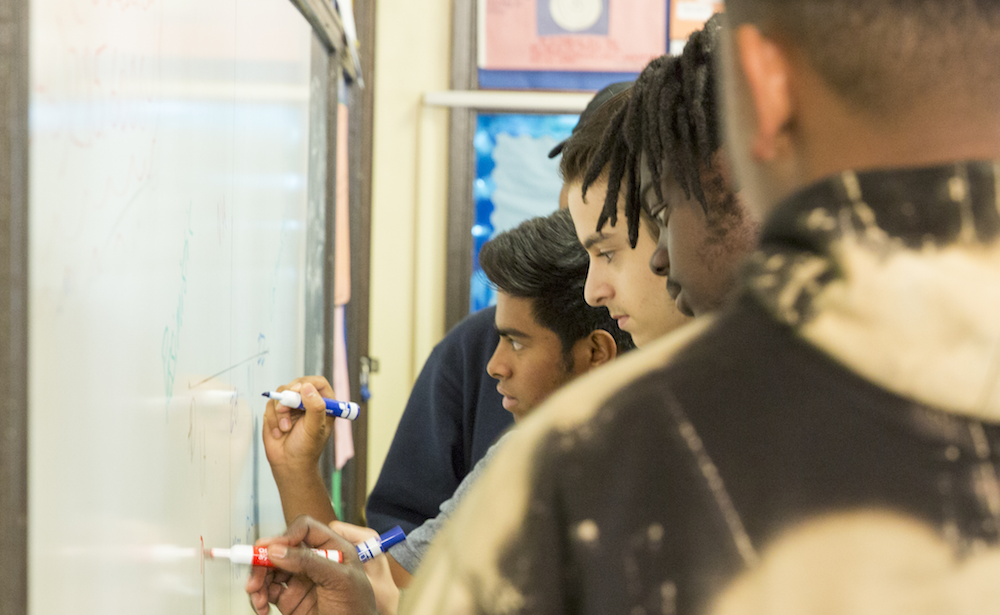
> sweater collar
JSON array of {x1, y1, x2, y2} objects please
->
[{"x1": 744, "y1": 161, "x2": 1000, "y2": 421}]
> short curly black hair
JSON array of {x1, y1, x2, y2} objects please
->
[{"x1": 725, "y1": 0, "x2": 1000, "y2": 117}]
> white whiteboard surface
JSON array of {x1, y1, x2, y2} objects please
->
[{"x1": 28, "y1": 0, "x2": 316, "y2": 612}]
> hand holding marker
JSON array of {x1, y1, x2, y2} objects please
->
[
  {"x1": 262, "y1": 389, "x2": 360, "y2": 421},
  {"x1": 209, "y1": 525, "x2": 405, "y2": 568}
]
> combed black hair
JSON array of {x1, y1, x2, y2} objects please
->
[
  {"x1": 725, "y1": 0, "x2": 1000, "y2": 116},
  {"x1": 582, "y1": 14, "x2": 723, "y2": 248},
  {"x1": 559, "y1": 89, "x2": 632, "y2": 184},
  {"x1": 479, "y1": 210, "x2": 634, "y2": 363}
]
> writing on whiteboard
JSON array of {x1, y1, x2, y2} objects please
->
[{"x1": 162, "y1": 205, "x2": 193, "y2": 413}]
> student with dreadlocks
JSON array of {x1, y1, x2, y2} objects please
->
[
  {"x1": 561, "y1": 85, "x2": 690, "y2": 347},
  {"x1": 584, "y1": 14, "x2": 758, "y2": 318}
]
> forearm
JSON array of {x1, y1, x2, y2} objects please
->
[{"x1": 273, "y1": 467, "x2": 337, "y2": 526}]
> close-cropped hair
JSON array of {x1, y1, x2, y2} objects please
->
[
  {"x1": 582, "y1": 14, "x2": 724, "y2": 248},
  {"x1": 725, "y1": 0, "x2": 1000, "y2": 116},
  {"x1": 478, "y1": 210, "x2": 635, "y2": 362},
  {"x1": 559, "y1": 89, "x2": 632, "y2": 184}
]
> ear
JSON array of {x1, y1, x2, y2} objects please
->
[
  {"x1": 734, "y1": 25, "x2": 793, "y2": 162},
  {"x1": 581, "y1": 329, "x2": 618, "y2": 369}
]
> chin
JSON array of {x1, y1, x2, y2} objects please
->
[
  {"x1": 510, "y1": 408, "x2": 530, "y2": 422},
  {"x1": 629, "y1": 332, "x2": 651, "y2": 348}
]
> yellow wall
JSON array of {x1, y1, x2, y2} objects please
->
[{"x1": 366, "y1": 0, "x2": 452, "y2": 493}]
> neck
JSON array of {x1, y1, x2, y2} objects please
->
[{"x1": 803, "y1": 110, "x2": 1000, "y2": 188}]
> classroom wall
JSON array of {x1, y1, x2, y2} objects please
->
[{"x1": 365, "y1": 0, "x2": 453, "y2": 492}]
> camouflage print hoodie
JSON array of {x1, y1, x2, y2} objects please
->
[{"x1": 402, "y1": 161, "x2": 1000, "y2": 615}]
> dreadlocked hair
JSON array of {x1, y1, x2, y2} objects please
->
[{"x1": 582, "y1": 13, "x2": 723, "y2": 248}]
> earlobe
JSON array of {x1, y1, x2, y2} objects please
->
[{"x1": 735, "y1": 25, "x2": 792, "y2": 162}]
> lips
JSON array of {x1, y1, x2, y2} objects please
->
[
  {"x1": 666, "y1": 279, "x2": 682, "y2": 301},
  {"x1": 666, "y1": 280, "x2": 694, "y2": 317},
  {"x1": 497, "y1": 387, "x2": 517, "y2": 411},
  {"x1": 610, "y1": 312, "x2": 630, "y2": 328}
]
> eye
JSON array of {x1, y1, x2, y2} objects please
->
[
  {"x1": 510, "y1": 339, "x2": 524, "y2": 351},
  {"x1": 649, "y1": 203, "x2": 670, "y2": 226},
  {"x1": 598, "y1": 250, "x2": 615, "y2": 263}
]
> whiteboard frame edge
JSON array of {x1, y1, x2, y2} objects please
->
[{"x1": 0, "y1": 0, "x2": 30, "y2": 612}]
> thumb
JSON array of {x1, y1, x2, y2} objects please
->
[
  {"x1": 300, "y1": 383, "x2": 331, "y2": 441},
  {"x1": 268, "y1": 543, "x2": 379, "y2": 614}
]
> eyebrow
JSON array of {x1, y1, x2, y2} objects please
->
[
  {"x1": 583, "y1": 232, "x2": 610, "y2": 250},
  {"x1": 496, "y1": 327, "x2": 530, "y2": 340}
]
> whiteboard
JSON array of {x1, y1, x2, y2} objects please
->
[{"x1": 28, "y1": 0, "x2": 319, "y2": 612}]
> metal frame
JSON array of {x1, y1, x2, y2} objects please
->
[
  {"x1": 299, "y1": 3, "x2": 374, "y2": 525},
  {"x1": 342, "y1": 0, "x2": 376, "y2": 526},
  {"x1": 0, "y1": 0, "x2": 30, "y2": 613},
  {"x1": 288, "y1": 0, "x2": 358, "y2": 81},
  {"x1": 444, "y1": 0, "x2": 480, "y2": 332},
  {"x1": 299, "y1": 0, "x2": 374, "y2": 525},
  {"x1": 303, "y1": 37, "x2": 331, "y2": 403},
  {"x1": 302, "y1": 34, "x2": 342, "y2": 497}
]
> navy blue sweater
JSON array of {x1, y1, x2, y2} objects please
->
[{"x1": 365, "y1": 306, "x2": 514, "y2": 535}]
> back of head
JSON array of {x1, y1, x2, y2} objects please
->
[
  {"x1": 724, "y1": 0, "x2": 1000, "y2": 117},
  {"x1": 583, "y1": 14, "x2": 725, "y2": 247},
  {"x1": 478, "y1": 210, "x2": 634, "y2": 357}
]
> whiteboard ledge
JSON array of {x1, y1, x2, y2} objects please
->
[{"x1": 423, "y1": 90, "x2": 591, "y2": 113}]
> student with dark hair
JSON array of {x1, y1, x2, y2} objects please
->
[
  {"x1": 585, "y1": 14, "x2": 759, "y2": 318},
  {"x1": 247, "y1": 210, "x2": 632, "y2": 615},
  {"x1": 479, "y1": 210, "x2": 634, "y2": 419},
  {"x1": 363, "y1": 82, "x2": 651, "y2": 539},
  {"x1": 561, "y1": 86, "x2": 690, "y2": 347}
]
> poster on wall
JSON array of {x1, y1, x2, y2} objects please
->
[
  {"x1": 669, "y1": 0, "x2": 723, "y2": 53},
  {"x1": 477, "y1": 0, "x2": 668, "y2": 90}
]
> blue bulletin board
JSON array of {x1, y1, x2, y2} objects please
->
[{"x1": 470, "y1": 113, "x2": 577, "y2": 313}]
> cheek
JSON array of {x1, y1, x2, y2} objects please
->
[{"x1": 667, "y1": 212, "x2": 709, "y2": 272}]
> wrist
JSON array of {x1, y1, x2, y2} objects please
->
[{"x1": 272, "y1": 465, "x2": 324, "y2": 490}]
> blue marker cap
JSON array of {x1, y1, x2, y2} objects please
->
[
  {"x1": 356, "y1": 525, "x2": 407, "y2": 562},
  {"x1": 378, "y1": 526, "x2": 406, "y2": 551}
]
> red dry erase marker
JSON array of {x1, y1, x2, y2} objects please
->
[{"x1": 207, "y1": 545, "x2": 343, "y2": 567}]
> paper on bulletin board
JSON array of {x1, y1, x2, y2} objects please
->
[
  {"x1": 333, "y1": 305, "x2": 354, "y2": 470},
  {"x1": 669, "y1": 0, "x2": 722, "y2": 53},
  {"x1": 478, "y1": 0, "x2": 666, "y2": 73},
  {"x1": 334, "y1": 103, "x2": 351, "y2": 306}
]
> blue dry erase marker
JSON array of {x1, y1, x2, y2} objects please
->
[
  {"x1": 357, "y1": 526, "x2": 406, "y2": 562},
  {"x1": 262, "y1": 390, "x2": 361, "y2": 421}
]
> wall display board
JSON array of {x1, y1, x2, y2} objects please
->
[
  {"x1": 668, "y1": 0, "x2": 723, "y2": 53},
  {"x1": 477, "y1": 0, "x2": 667, "y2": 90},
  {"x1": 470, "y1": 113, "x2": 575, "y2": 312},
  {"x1": 22, "y1": 0, "x2": 339, "y2": 612}
]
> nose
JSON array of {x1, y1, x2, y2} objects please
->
[
  {"x1": 650, "y1": 235, "x2": 670, "y2": 277},
  {"x1": 486, "y1": 342, "x2": 511, "y2": 381},
  {"x1": 583, "y1": 261, "x2": 612, "y2": 306}
]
